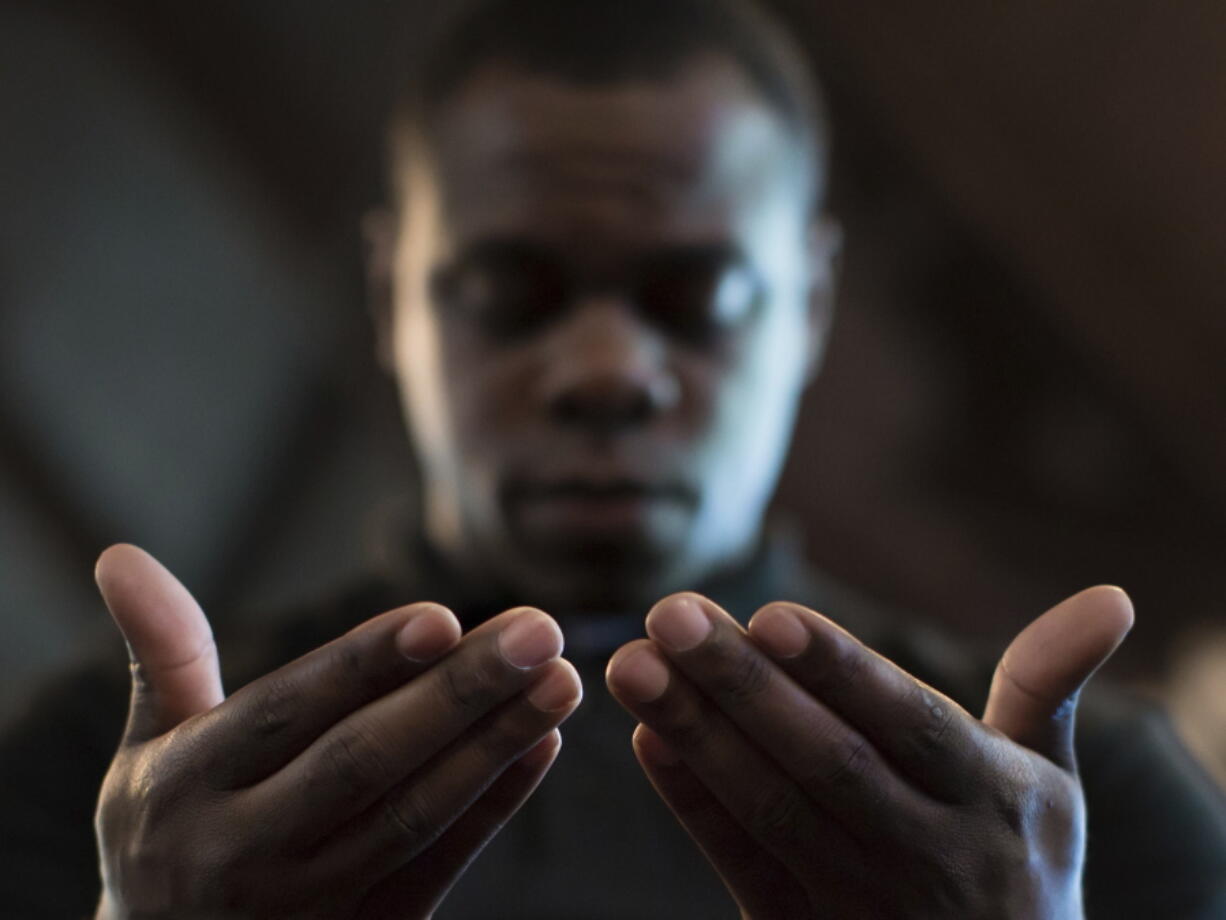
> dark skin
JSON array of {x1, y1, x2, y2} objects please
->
[
  {"x1": 606, "y1": 590, "x2": 1131, "y2": 919},
  {"x1": 379, "y1": 56, "x2": 837, "y2": 615},
  {"x1": 93, "y1": 54, "x2": 1131, "y2": 918},
  {"x1": 94, "y1": 545, "x2": 581, "y2": 919}
]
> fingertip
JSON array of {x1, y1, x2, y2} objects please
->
[
  {"x1": 93, "y1": 545, "x2": 203, "y2": 644},
  {"x1": 395, "y1": 603, "x2": 463, "y2": 662},
  {"x1": 633, "y1": 723, "x2": 681, "y2": 767},
  {"x1": 557, "y1": 657, "x2": 584, "y2": 700},
  {"x1": 1081, "y1": 585, "x2": 1136, "y2": 634},
  {"x1": 94, "y1": 543, "x2": 125, "y2": 583},
  {"x1": 647, "y1": 591, "x2": 714, "y2": 616},
  {"x1": 497, "y1": 608, "x2": 564, "y2": 670},
  {"x1": 1001, "y1": 585, "x2": 1137, "y2": 709},
  {"x1": 604, "y1": 639, "x2": 652, "y2": 686},
  {"x1": 606, "y1": 642, "x2": 670, "y2": 703},
  {"x1": 526, "y1": 658, "x2": 584, "y2": 713},
  {"x1": 523, "y1": 728, "x2": 563, "y2": 769},
  {"x1": 1043, "y1": 585, "x2": 1136, "y2": 654},
  {"x1": 94, "y1": 543, "x2": 158, "y2": 592},
  {"x1": 645, "y1": 594, "x2": 715, "y2": 652},
  {"x1": 747, "y1": 603, "x2": 810, "y2": 659}
]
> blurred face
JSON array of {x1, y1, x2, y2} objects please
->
[{"x1": 383, "y1": 55, "x2": 836, "y2": 612}]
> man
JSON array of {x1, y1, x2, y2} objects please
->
[{"x1": 3, "y1": 0, "x2": 1225, "y2": 917}]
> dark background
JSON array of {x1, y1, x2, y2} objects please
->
[{"x1": 2, "y1": 0, "x2": 1223, "y2": 777}]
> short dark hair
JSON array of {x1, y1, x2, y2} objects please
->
[{"x1": 388, "y1": 0, "x2": 829, "y2": 208}]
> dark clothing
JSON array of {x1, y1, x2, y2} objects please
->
[{"x1": 3, "y1": 538, "x2": 1225, "y2": 919}]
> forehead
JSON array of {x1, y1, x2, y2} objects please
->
[{"x1": 416, "y1": 56, "x2": 807, "y2": 249}]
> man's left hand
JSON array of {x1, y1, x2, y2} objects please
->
[{"x1": 606, "y1": 587, "x2": 1133, "y2": 919}]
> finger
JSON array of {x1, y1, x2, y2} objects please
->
[
  {"x1": 632, "y1": 725, "x2": 811, "y2": 920},
  {"x1": 194, "y1": 601, "x2": 462, "y2": 788},
  {"x1": 607, "y1": 640, "x2": 865, "y2": 873},
  {"x1": 356, "y1": 731, "x2": 562, "y2": 920},
  {"x1": 747, "y1": 599, "x2": 982, "y2": 801},
  {"x1": 95, "y1": 544, "x2": 224, "y2": 742},
  {"x1": 643, "y1": 594, "x2": 923, "y2": 825},
  {"x1": 984, "y1": 586, "x2": 1133, "y2": 771},
  {"x1": 326, "y1": 662, "x2": 579, "y2": 885},
  {"x1": 252, "y1": 607, "x2": 565, "y2": 838}
]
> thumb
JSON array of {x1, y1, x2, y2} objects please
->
[
  {"x1": 983, "y1": 585, "x2": 1133, "y2": 772},
  {"x1": 95, "y1": 544, "x2": 224, "y2": 743}
]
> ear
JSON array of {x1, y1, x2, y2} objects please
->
[
  {"x1": 802, "y1": 215, "x2": 842, "y2": 384},
  {"x1": 363, "y1": 207, "x2": 400, "y2": 374}
]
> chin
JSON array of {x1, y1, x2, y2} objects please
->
[{"x1": 505, "y1": 539, "x2": 687, "y2": 615}]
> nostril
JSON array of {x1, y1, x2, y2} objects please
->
[
  {"x1": 552, "y1": 379, "x2": 651, "y2": 431},
  {"x1": 541, "y1": 300, "x2": 681, "y2": 431},
  {"x1": 549, "y1": 375, "x2": 678, "y2": 432}
]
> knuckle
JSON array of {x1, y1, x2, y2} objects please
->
[
  {"x1": 122, "y1": 744, "x2": 190, "y2": 820},
  {"x1": 252, "y1": 674, "x2": 298, "y2": 741},
  {"x1": 985, "y1": 757, "x2": 1079, "y2": 843},
  {"x1": 827, "y1": 634, "x2": 869, "y2": 688},
  {"x1": 804, "y1": 632, "x2": 868, "y2": 700},
  {"x1": 440, "y1": 656, "x2": 505, "y2": 715},
  {"x1": 988, "y1": 774, "x2": 1031, "y2": 837},
  {"x1": 905, "y1": 683, "x2": 957, "y2": 757},
  {"x1": 318, "y1": 720, "x2": 393, "y2": 804},
  {"x1": 745, "y1": 786, "x2": 807, "y2": 844},
  {"x1": 475, "y1": 712, "x2": 538, "y2": 768},
  {"x1": 382, "y1": 787, "x2": 440, "y2": 854},
  {"x1": 706, "y1": 647, "x2": 772, "y2": 707},
  {"x1": 822, "y1": 734, "x2": 875, "y2": 791},
  {"x1": 662, "y1": 695, "x2": 716, "y2": 753},
  {"x1": 327, "y1": 640, "x2": 388, "y2": 701}
]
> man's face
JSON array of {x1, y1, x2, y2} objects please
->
[{"x1": 384, "y1": 55, "x2": 835, "y2": 612}]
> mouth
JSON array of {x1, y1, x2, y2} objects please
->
[{"x1": 503, "y1": 477, "x2": 697, "y2": 541}]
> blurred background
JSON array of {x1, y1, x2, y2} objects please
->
[{"x1": 1, "y1": 0, "x2": 1223, "y2": 785}]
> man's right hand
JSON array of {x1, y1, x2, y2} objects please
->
[{"x1": 92, "y1": 544, "x2": 581, "y2": 920}]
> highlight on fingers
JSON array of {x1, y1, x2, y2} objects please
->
[
  {"x1": 393, "y1": 603, "x2": 463, "y2": 662},
  {"x1": 746, "y1": 603, "x2": 812, "y2": 659},
  {"x1": 94, "y1": 543, "x2": 213, "y2": 665},
  {"x1": 606, "y1": 640, "x2": 672, "y2": 703},
  {"x1": 525, "y1": 659, "x2": 584, "y2": 713},
  {"x1": 94, "y1": 542, "x2": 225, "y2": 738},
  {"x1": 996, "y1": 585, "x2": 1135, "y2": 708},
  {"x1": 632, "y1": 723, "x2": 682, "y2": 767},
  {"x1": 496, "y1": 608, "x2": 566, "y2": 670},
  {"x1": 645, "y1": 593, "x2": 716, "y2": 653}
]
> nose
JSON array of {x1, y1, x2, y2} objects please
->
[{"x1": 541, "y1": 297, "x2": 680, "y2": 435}]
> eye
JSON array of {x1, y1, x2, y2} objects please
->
[
  {"x1": 430, "y1": 245, "x2": 570, "y2": 340},
  {"x1": 636, "y1": 253, "x2": 764, "y2": 343}
]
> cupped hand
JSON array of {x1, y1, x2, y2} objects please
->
[
  {"x1": 606, "y1": 588, "x2": 1133, "y2": 920},
  {"x1": 93, "y1": 544, "x2": 582, "y2": 920}
]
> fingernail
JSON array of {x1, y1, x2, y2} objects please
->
[
  {"x1": 611, "y1": 647, "x2": 670, "y2": 702},
  {"x1": 646, "y1": 596, "x2": 712, "y2": 652},
  {"x1": 526, "y1": 664, "x2": 582, "y2": 712},
  {"x1": 499, "y1": 610, "x2": 563, "y2": 669},
  {"x1": 396, "y1": 606, "x2": 460, "y2": 662},
  {"x1": 750, "y1": 605, "x2": 810, "y2": 659}
]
